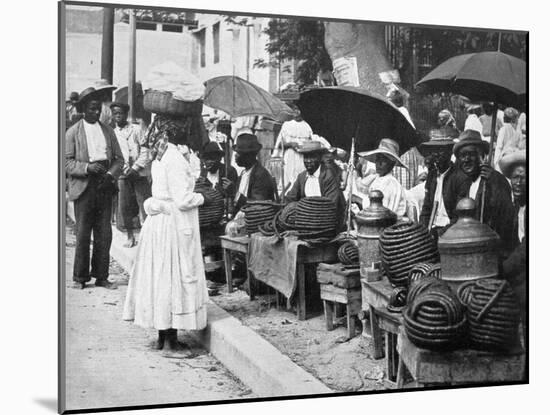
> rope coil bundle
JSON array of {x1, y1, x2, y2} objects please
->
[
  {"x1": 292, "y1": 197, "x2": 339, "y2": 244},
  {"x1": 461, "y1": 279, "x2": 521, "y2": 351},
  {"x1": 387, "y1": 287, "x2": 408, "y2": 313},
  {"x1": 379, "y1": 222, "x2": 439, "y2": 288},
  {"x1": 408, "y1": 262, "x2": 442, "y2": 286},
  {"x1": 403, "y1": 284, "x2": 467, "y2": 350},
  {"x1": 242, "y1": 201, "x2": 280, "y2": 235},
  {"x1": 337, "y1": 241, "x2": 359, "y2": 265},
  {"x1": 194, "y1": 180, "x2": 225, "y2": 229},
  {"x1": 407, "y1": 276, "x2": 451, "y2": 305}
]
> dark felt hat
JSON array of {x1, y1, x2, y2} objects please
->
[
  {"x1": 453, "y1": 129, "x2": 490, "y2": 157},
  {"x1": 202, "y1": 141, "x2": 225, "y2": 157},
  {"x1": 233, "y1": 133, "x2": 262, "y2": 154}
]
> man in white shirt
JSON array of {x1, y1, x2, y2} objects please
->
[
  {"x1": 66, "y1": 87, "x2": 124, "y2": 289},
  {"x1": 111, "y1": 102, "x2": 152, "y2": 248},
  {"x1": 286, "y1": 141, "x2": 346, "y2": 229}
]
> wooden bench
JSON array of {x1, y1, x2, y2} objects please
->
[
  {"x1": 361, "y1": 278, "x2": 394, "y2": 359},
  {"x1": 396, "y1": 326, "x2": 526, "y2": 388},
  {"x1": 317, "y1": 263, "x2": 362, "y2": 339}
]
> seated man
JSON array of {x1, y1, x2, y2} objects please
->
[
  {"x1": 418, "y1": 132, "x2": 469, "y2": 236},
  {"x1": 453, "y1": 130, "x2": 516, "y2": 255},
  {"x1": 231, "y1": 133, "x2": 277, "y2": 214},
  {"x1": 286, "y1": 141, "x2": 345, "y2": 227},
  {"x1": 355, "y1": 138, "x2": 408, "y2": 218},
  {"x1": 199, "y1": 141, "x2": 238, "y2": 201}
]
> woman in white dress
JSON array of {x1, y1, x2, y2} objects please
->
[
  {"x1": 123, "y1": 123, "x2": 211, "y2": 351},
  {"x1": 272, "y1": 108, "x2": 313, "y2": 193}
]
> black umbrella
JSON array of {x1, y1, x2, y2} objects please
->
[
  {"x1": 416, "y1": 51, "x2": 526, "y2": 222},
  {"x1": 416, "y1": 51, "x2": 526, "y2": 108},
  {"x1": 296, "y1": 86, "x2": 419, "y2": 154}
]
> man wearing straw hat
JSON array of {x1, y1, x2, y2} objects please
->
[
  {"x1": 418, "y1": 131, "x2": 470, "y2": 235},
  {"x1": 66, "y1": 86, "x2": 124, "y2": 289},
  {"x1": 356, "y1": 138, "x2": 408, "y2": 218},
  {"x1": 454, "y1": 130, "x2": 516, "y2": 254}
]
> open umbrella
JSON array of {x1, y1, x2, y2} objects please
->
[
  {"x1": 416, "y1": 51, "x2": 526, "y2": 222},
  {"x1": 204, "y1": 75, "x2": 295, "y2": 122},
  {"x1": 296, "y1": 86, "x2": 420, "y2": 154},
  {"x1": 416, "y1": 51, "x2": 526, "y2": 108}
]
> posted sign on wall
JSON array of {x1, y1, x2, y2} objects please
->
[{"x1": 332, "y1": 56, "x2": 360, "y2": 87}]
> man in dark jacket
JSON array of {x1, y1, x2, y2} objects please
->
[
  {"x1": 454, "y1": 130, "x2": 516, "y2": 255},
  {"x1": 66, "y1": 86, "x2": 124, "y2": 289},
  {"x1": 419, "y1": 132, "x2": 470, "y2": 235},
  {"x1": 231, "y1": 133, "x2": 277, "y2": 214},
  {"x1": 286, "y1": 141, "x2": 346, "y2": 229}
]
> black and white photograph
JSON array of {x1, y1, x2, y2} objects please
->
[{"x1": 56, "y1": 0, "x2": 532, "y2": 413}]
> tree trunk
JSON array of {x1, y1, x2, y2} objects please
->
[{"x1": 324, "y1": 22, "x2": 393, "y2": 95}]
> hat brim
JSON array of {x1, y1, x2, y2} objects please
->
[
  {"x1": 296, "y1": 147, "x2": 328, "y2": 154},
  {"x1": 499, "y1": 151, "x2": 526, "y2": 178},
  {"x1": 453, "y1": 139, "x2": 490, "y2": 157},
  {"x1": 95, "y1": 85, "x2": 117, "y2": 92},
  {"x1": 357, "y1": 149, "x2": 407, "y2": 169},
  {"x1": 233, "y1": 144, "x2": 262, "y2": 153},
  {"x1": 419, "y1": 140, "x2": 455, "y2": 156}
]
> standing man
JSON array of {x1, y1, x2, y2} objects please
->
[
  {"x1": 419, "y1": 134, "x2": 469, "y2": 235},
  {"x1": 66, "y1": 86, "x2": 124, "y2": 289},
  {"x1": 286, "y1": 141, "x2": 346, "y2": 227},
  {"x1": 453, "y1": 130, "x2": 516, "y2": 255},
  {"x1": 464, "y1": 103, "x2": 484, "y2": 136},
  {"x1": 111, "y1": 102, "x2": 152, "y2": 248},
  {"x1": 499, "y1": 150, "x2": 527, "y2": 249}
]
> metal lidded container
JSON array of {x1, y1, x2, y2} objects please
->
[
  {"x1": 438, "y1": 198, "x2": 500, "y2": 287},
  {"x1": 355, "y1": 190, "x2": 397, "y2": 278}
]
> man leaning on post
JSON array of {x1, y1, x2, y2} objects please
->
[{"x1": 66, "y1": 86, "x2": 124, "y2": 289}]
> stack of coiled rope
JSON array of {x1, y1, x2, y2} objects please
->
[
  {"x1": 408, "y1": 263, "x2": 442, "y2": 286},
  {"x1": 460, "y1": 279, "x2": 521, "y2": 351},
  {"x1": 292, "y1": 197, "x2": 338, "y2": 244},
  {"x1": 337, "y1": 241, "x2": 359, "y2": 265},
  {"x1": 403, "y1": 282, "x2": 467, "y2": 350},
  {"x1": 379, "y1": 222, "x2": 439, "y2": 287},
  {"x1": 194, "y1": 179, "x2": 225, "y2": 228},
  {"x1": 242, "y1": 201, "x2": 280, "y2": 235}
]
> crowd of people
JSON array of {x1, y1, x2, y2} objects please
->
[{"x1": 65, "y1": 82, "x2": 527, "y2": 352}]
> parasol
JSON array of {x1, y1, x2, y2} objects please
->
[
  {"x1": 296, "y1": 86, "x2": 420, "y2": 155},
  {"x1": 204, "y1": 75, "x2": 295, "y2": 122},
  {"x1": 416, "y1": 51, "x2": 526, "y2": 222}
]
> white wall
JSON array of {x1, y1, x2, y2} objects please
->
[{"x1": 190, "y1": 14, "x2": 273, "y2": 92}]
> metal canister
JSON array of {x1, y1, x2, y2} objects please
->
[
  {"x1": 355, "y1": 190, "x2": 397, "y2": 278},
  {"x1": 438, "y1": 198, "x2": 500, "y2": 288}
]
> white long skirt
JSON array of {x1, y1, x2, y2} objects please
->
[{"x1": 122, "y1": 203, "x2": 208, "y2": 330}]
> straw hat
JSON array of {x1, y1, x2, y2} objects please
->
[
  {"x1": 499, "y1": 150, "x2": 526, "y2": 178},
  {"x1": 358, "y1": 138, "x2": 407, "y2": 169},
  {"x1": 295, "y1": 141, "x2": 328, "y2": 154}
]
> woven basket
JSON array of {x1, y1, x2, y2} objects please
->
[{"x1": 143, "y1": 90, "x2": 203, "y2": 117}]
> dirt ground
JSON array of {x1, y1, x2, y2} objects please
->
[
  {"x1": 211, "y1": 288, "x2": 388, "y2": 392},
  {"x1": 64, "y1": 224, "x2": 254, "y2": 411}
]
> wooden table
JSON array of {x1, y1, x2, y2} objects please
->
[
  {"x1": 220, "y1": 235, "x2": 253, "y2": 298},
  {"x1": 320, "y1": 284, "x2": 362, "y2": 339},
  {"x1": 201, "y1": 225, "x2": 225, "y2": 273},
  {"x1": 361, "y1": 278, "x2": 394, "y2": 359},
  {"x1": 396, "y1": 327, "x2": 525, "y2": 388},
  {"x1": 371, "y1": 306, "x2": 403, "y2": 384}
]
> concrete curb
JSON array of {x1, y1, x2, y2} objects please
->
[{"x1": 86, "y1": 205, "x2": 333, "y2": 397}]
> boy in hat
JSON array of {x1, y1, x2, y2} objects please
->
[
  {"x1": 231, "y1": 133, "x2": 277, "y2": 214},
  {"x1": 454, "y1": 130, "x2": 516, "y2": 254},
  {"x1": 111, "y1": 102, "x2": 152, "y2": 248},
  {"x1": 419, "y1": 133, "x2": 470, "y2": 234},
  {"x1": 286, "y1": 141, "x2": 346, "y2": 225},
  {"x1": 199, "y1": 141, "x2": 238, "y2": 200},
  {"x1": 355, "y1": 138, "x2": 408, "y2": 218},
  {"x1": 66, "y1": 86, "x2": 124, "y2": 289}
]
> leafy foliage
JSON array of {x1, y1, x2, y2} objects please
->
[{"x1": 256, "y1": 19, "x2": 333, "y2": 86}]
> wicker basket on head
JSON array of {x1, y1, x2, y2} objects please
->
[{"x1": 143, "y1": 90, "x2": 203, "y2": 117}]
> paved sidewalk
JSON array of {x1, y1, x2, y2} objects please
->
[{"x1": 63, "y1": 224, "x2": 254, "y2": 412}]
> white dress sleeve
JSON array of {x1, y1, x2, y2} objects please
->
[{"x1": 165, "y1": 150, "x2": 204, "y2": 211}]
